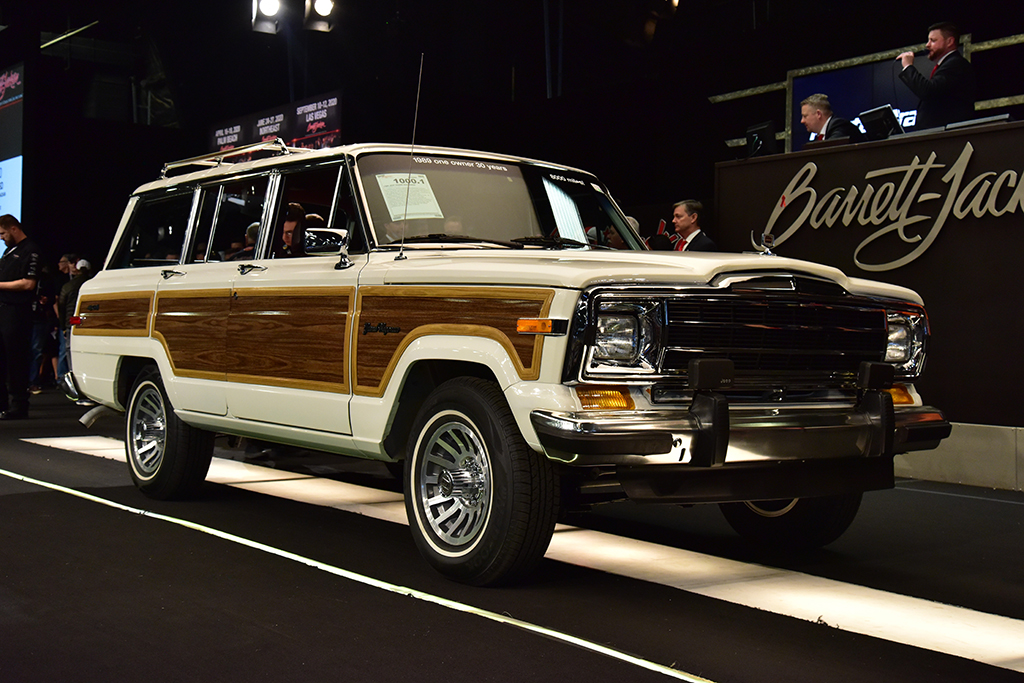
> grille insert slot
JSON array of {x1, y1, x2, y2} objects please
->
[{"x1": 662, "y1": 298, "x2": 887, "y2": 386}]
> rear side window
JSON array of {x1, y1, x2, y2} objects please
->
[
  {"x1": 191, "y1": 176, "x2": 270, "y2": 263},
  {"x1": 109, "y1": 192, "x2": 195, "y2": 269}
]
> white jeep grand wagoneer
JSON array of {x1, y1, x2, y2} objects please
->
[{"x1": 70, "y1": 140, "x2": 950, "y2": 585}]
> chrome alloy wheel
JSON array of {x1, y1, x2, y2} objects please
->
[
  {"x1": 416, "y1": 415, "x2": 492, "y2": 551},
  {"x1": 129, "y1": 382, "x2": 168, "y2": 479}
]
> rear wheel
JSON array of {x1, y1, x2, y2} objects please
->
[
  {"x1": 405, "y1": 377, "x2": 558, "y2": 586},
  {"x1": 125, "y1": 368, "x2": 214, "y2": 500},
  {"x1": 719, "y1": 493, "x2": 862, "y2": 549}
]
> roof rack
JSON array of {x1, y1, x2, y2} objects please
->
[{"x1": 161, "y1": 138, "x2": 309, "y2": 178}]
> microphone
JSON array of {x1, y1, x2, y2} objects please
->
[{"x1": 895, "y1": 49, "x2": 926, "y2": 60}]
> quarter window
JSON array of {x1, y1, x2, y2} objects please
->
[{"x1": 109, "y1": 192, "x2": 194, "y2": 269}]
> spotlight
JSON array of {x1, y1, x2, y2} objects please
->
[
  {"x1": 252, "y1": 0, "x2": 281, "y2": 34},
  {"x1": 305, "y1": 0, "x2": 335, "y2": 32}
]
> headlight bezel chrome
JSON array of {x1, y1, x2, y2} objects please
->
[
  {"x1": 886, "y1": 309, "x2": 929, "y2": 377},
  {"x1": 585, "y1": 298, "x2": 661, "y2": 376}
]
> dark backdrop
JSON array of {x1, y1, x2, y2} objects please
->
[{"x1": 1, "y1": 1, "x2": 1021, "y2": 264}]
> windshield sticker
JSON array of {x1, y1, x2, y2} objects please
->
[
  {"x1": 548, "y1": 173, "x2": 585, "y2": 186},
  {"x1": 413, "y1": 157, "x2": 509, "y2": 172},
  {"x1": 375, "y1": 173, "x2": 444, "y2": 221}
]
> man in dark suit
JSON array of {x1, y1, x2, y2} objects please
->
[
  {"x1": 898, "y1": 22, "x2": 977, "y2": 129},
  {"x1": 800, "y1": 93, "x2": 864, "y2": 143},
  {"x1": 671, "y1": 200, "x2": 718, "y2": 252}
]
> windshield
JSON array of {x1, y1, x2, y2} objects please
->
[{"x1": 355, "y1": 152, "x2": 644, "y2": 250}]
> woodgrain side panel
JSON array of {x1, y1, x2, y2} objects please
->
[
  {"x1": 227, "y1": 287, "x2": 351, "y2": 392},
  {"x1": 73, "y1": 292, "x2": 153, "y2": 337},
  {"x1": 153, "y1": 291, "x2": 230, "y2": 378},
  {"x1": 354, "y1": 287, "x2": 554, "y2": 396}
]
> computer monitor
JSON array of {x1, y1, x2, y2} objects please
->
[
  {"x1": 858, "y1": 104, "x2": 904, "y2": 141},
  {"x1": 745, "y1": 120, "x2": 778, "y2": 157}
]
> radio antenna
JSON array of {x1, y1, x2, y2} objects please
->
[{"x1": 396, "y1": 53, "x2": 425, "y2": 261}]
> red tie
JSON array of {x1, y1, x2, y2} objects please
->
[
  {"x1": 930, "y1": 63, "x2": 939, "y2": 78},
  {"x1": 815, "y1": 133, "x2": 824, "y2": 141}
]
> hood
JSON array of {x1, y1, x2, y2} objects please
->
[{"x1": 372, "y1": 248, "x2": 922, "y2": 303}]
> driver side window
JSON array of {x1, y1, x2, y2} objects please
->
[{"x1": 273, "y1": 163, "x2": 364, "y2": 257}]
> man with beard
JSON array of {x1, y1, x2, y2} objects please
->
[
  {"x1": 898, "y1": 22, "x2": 977, "y2": 129},
  {"x1": 0, "y1": 215, "x2": 42, "y2": 419}
]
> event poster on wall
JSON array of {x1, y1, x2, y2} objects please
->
[
  {"x1": 209, "y1": 91, "x2": 340, "y2": 153},
  {"x1": 0, "y1": 63, "x2": 24, "y2": 229}
]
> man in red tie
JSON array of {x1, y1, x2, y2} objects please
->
[
  {"x1": 670, "y1": 200, "x2": 718, "y2": 252},
  {"x1": 799, "y1": 94, "x2": 863, "y2": 144},
  {"x1": 898, "y1": 22, "x2": 977, "y2": 129}
]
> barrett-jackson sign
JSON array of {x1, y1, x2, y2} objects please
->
[
  {"x1": 716, "y1": 121, "x2": 1024, "y2": 275},
  {"x1": 764, "y1": 140, "x2": 1024, "y2": 272},
  {"x1": 0, "y1": 67, "x2": 22, "y2": 101},
  {"x1": 715, "y1": 120, "x2": 1024, "y2": 428}
]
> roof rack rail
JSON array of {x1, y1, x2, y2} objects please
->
[{"x1": 161, "y1": 138, "x2": 308, "y2": 178}]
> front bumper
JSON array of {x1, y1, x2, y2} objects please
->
[
  {"x1": 531, "y1": 396, "x2": 950, "y2": 505},
  {"x1": 530, "y1": 403, "x2": 950, "y2": 465}
]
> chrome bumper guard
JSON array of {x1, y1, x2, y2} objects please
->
[
  {"x1": 531, "y1": 402, "x2": 950, "y2": 504},
  {"x1": 531, "y1": 362, "x2": 950, "y2": 503},
  {"x1": 530, "y1": 403, "x2": 950, "y2": 463}
]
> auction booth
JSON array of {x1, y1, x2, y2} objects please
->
[{"x1": 715, "y1": 119, "x2": 1024, "y2": 491}]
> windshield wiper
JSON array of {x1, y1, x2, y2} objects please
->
[
  {"x1": 511, "y1": 235, "x2": 591, "y2": 249},
  {"x1": 386, "y1": 233, "x2": 523, "y2": 249}
]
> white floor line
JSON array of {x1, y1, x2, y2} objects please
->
[
  {"x1": 0, "y1": 465, "x2": 709, "y2": 683},
  {"x1": 25, "y1": 436, "x2": 1024, "y2": 673},
  {"x1": 895, "y1": 482, "x2": 1024, "y2": 506}
]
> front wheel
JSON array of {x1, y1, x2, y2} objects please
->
[
  {"x1": 125, "y1": 368, "x2": 214, "y2": 500},
  {"x1": 405, "y1": 377, "x2": 558, "y2": 586},
  {"x1": 719, "y1": 493, "x2": 862, "y2": 550}
]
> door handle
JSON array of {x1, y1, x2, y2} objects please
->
[
  {"x1": 238, "y1": 264, "x2": 268, "y2": 275},
  {"x1": 160, "y1": 269, "x2": 185, "y2": 280}
]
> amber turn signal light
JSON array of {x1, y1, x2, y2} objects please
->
[
  {"x1": 575, "y1": 386, "x2": 635, "y2": 410},
  {"x1": 887, "y1": 384, "x2": 915, "y2": 405},
  {"x1": 517, "y1": 318, "x2": 553, "y2": 334}
]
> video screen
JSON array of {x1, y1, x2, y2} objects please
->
[
  {"x1": 790, "y1": 54, "x2": 940, "y2": 151},
  {"x1": 0, "y1": 63, "x2": 24, "y2": 227}
]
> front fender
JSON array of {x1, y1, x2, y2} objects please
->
[{"x1": 349, "y1": 334, "x2": 534, "y2": 459}]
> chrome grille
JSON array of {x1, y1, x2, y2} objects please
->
[{"x1": 662, "y1": 297, "x2": 887, "y2": 386}]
